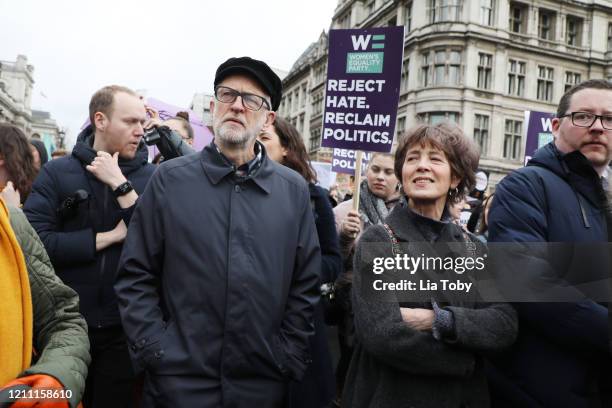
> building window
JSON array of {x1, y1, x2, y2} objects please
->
[
  {"x1": 537, "y1": 65, "x2": 554, "y2": 102},
  {"x1": 300, "y1": 85, "x2": 307, "y2": 108},
  {"x1": 396, "y1": 116, "x2": 406, "y2": 138},
  {"x1": 311, "y1": 92, "x2": 323, "y2": 116},
  {"x1": 507, "y1": 59, "x2": 525, "y2": 96},
  {"x1": 509, "y1": 2, "x2": 527, "y2": 34},
  {"x1": 338, "y1": 12, "x2": 350, "y2": 29},
  {"x1": 420, "y1": 111, "x2": 460, "y2": 125},
  {"x1": 310, "y1": 127, "x2": 321, "y2": 152},
  {"x1": 566, "y1": 16, "x2": 582, "y2": 46},
  {"x1": 435, "y1": 51, "x2": 447, "y2": 85},
  {"x1": 564, "y1": 71, "x2": 581, "y2": 92},
  {"x1": 405, "y1": 2, "x2": 412, "y2": 33},
  {"x1": 319, "y1": 95, "x2": 325, "y2": 114},
  {"x1": 428, "y1": 0, "x2": 462, "y2": 23},
  {"x1": 538, "y1": 9, "x2": 555, "y2": 41},
  {"x1": 365, "y1": 0, "x2": 375, "y2": 16},
  {"x1": 474, "y1": 114, "x2": 489, "y2": 155},
  {"x1": 401, "y1": 59, "x2": 410, "y2": 91},
  {"x1": 422, "y1": 49, "x2": 462, "y2": 86},
  {"x1": 318, "y1": 93, "x2": 325, "y2": 115},
  {"x1": 447, "y1": 50, "x2": 462, "y2": 85},
  {"x1": 477, "y1": 53, "x2": 493, "y2": 90},
  {"x1": 608, "y1": 23, "x2": 612, "y2": 51},
  {"x1": 421, "y1": 53, "x2": 431, "y2": 86},
  {"x1": 480, "y1": 0, "x2": 494, "y2": 26},
  {"x1": 504, "y1": 119, "x2": 522, "y2": 160},
  {"x1": 315, "y1": 64, "x2": 327, "y2": 83}
]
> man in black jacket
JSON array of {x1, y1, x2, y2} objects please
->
[
  {"x1": 115, "y1": 57, "x2": 321, "y2": 407},
  {"x1": 24, "y1": 85, "x2": 155, "y2": 408},
  {"x1": 488, "y1": 79, "x2": 611, "y2": 407}
]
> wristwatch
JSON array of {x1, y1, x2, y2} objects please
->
[{"x1": 113, "y1": 181, "x2": 134, "y2": 197}]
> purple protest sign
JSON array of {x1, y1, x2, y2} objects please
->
[
  {"x1": 145, "y1": 97, "x2": 214, "y2": 160},
  {"x1": 321, "y1": 27, "x2": 404, "y2": 153},
  {"x1": 332, "y1": 148, "x2": 372, "y2": 175},
  {"x1": 524, "y1": 110, "x2": 554, "y2": 165}
]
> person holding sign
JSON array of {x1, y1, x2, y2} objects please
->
[
  {"x1": 342, "y1": 123, "x2": 517, "y2": 408},
  {"x1": 332, "y1": 151, "x2": 403, "y2": 402},
  {"x1": 258, "y1": 117, "x2": 341, "y2": 408}
]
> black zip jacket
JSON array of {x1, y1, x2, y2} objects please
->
[{"x1": 24, "y1": 125, "x2": 156, "y2": 328}]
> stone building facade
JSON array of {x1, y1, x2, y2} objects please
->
[
  {"x1": 32, "y1": 109, "x2": 64, "y2": 152},
  {"x1": 190, "y1": 92, "x2": 215, "y2": 126},
  {"x1": 0, "y1": 55, "x2": 34, "y2": 134},
  {"x1": 280, "y1": 0, "x2": 612, "y2": 185}
]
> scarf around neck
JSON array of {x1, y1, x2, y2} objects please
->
[
  {"x1": 0, "y1": 199, "x2": 32, "y2": 385},
  {"x1": 359, "y1": 179, "x2": 403, "y2": 228}
]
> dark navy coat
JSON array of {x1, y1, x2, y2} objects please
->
[
  {"x1": 23, "y1": 126, "x2": 155, "y2": 328},
  {"x1": 488, "y1": 142, "x2": 611, "y2": 408},
  {"x1": 115, "y1": 142, "x2": 321, "y2": 407},
  {"x1": 289, "y1": 184, "x2": 341, "y2": 408}
]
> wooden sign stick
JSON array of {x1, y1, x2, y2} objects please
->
[{"x1": 352, "y1": 150, "x2": 363, "y2": 211}]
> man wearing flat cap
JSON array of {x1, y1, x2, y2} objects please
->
[{"x1": 115, "y1": 57, "x2": 321, "y2": 407}]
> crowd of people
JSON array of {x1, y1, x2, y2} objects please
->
[{"x1": 0, "y1": 56, "x2": 609, "y2": 408}]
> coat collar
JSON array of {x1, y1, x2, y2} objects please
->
[
  {"x1": 530, "y1": 142, "x2": 606, "y2": 208},
  {"x1": 386, "y1": 203, "x2": 464, "y2": 244},
  {"x1": 200, "y1": 141, "x2": 273, "y2": 194},
  {"x1": 72, "y1": 125, "x2": 149, "y2": 175}
]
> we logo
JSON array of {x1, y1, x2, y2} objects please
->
[
  {"x1": 540, "y1": 117, "x2": 552, "y2": 132},
  {"x1": 351, "y1": 35, "x2": 386, "y2": 51},
  {"x1": 346, "y1": 34, "x2": 386, "y2": 74}
]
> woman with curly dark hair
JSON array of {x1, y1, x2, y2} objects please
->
[
  {"x1": 258, "y1": 117, "x2": 342, "y2": 408},
  {"x1": 0, "y1": 124, "x2": 38, "y2": 205}
]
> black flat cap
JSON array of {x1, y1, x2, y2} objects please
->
[{"x1": 214, "y1": 56, "x2": 282, "y2": 111}]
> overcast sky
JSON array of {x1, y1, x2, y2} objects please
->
[{"x1": 0, "y1": 0, "x2": 337, "y2": 146}]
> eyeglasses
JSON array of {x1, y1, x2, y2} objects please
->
[
  {"x1": 214, "y1": 86, "x2": 270, "y2": 111},
  {"x1": 558, "y1": 112, "x2": 612, "y2": 130}
]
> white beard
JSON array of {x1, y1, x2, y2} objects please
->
[
  {"x1": 215, "y1": 122, "x2": 251, "y2": 148},
  {"x1": 213, "y1": 115, "x2": 266, "y2": 149}
]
